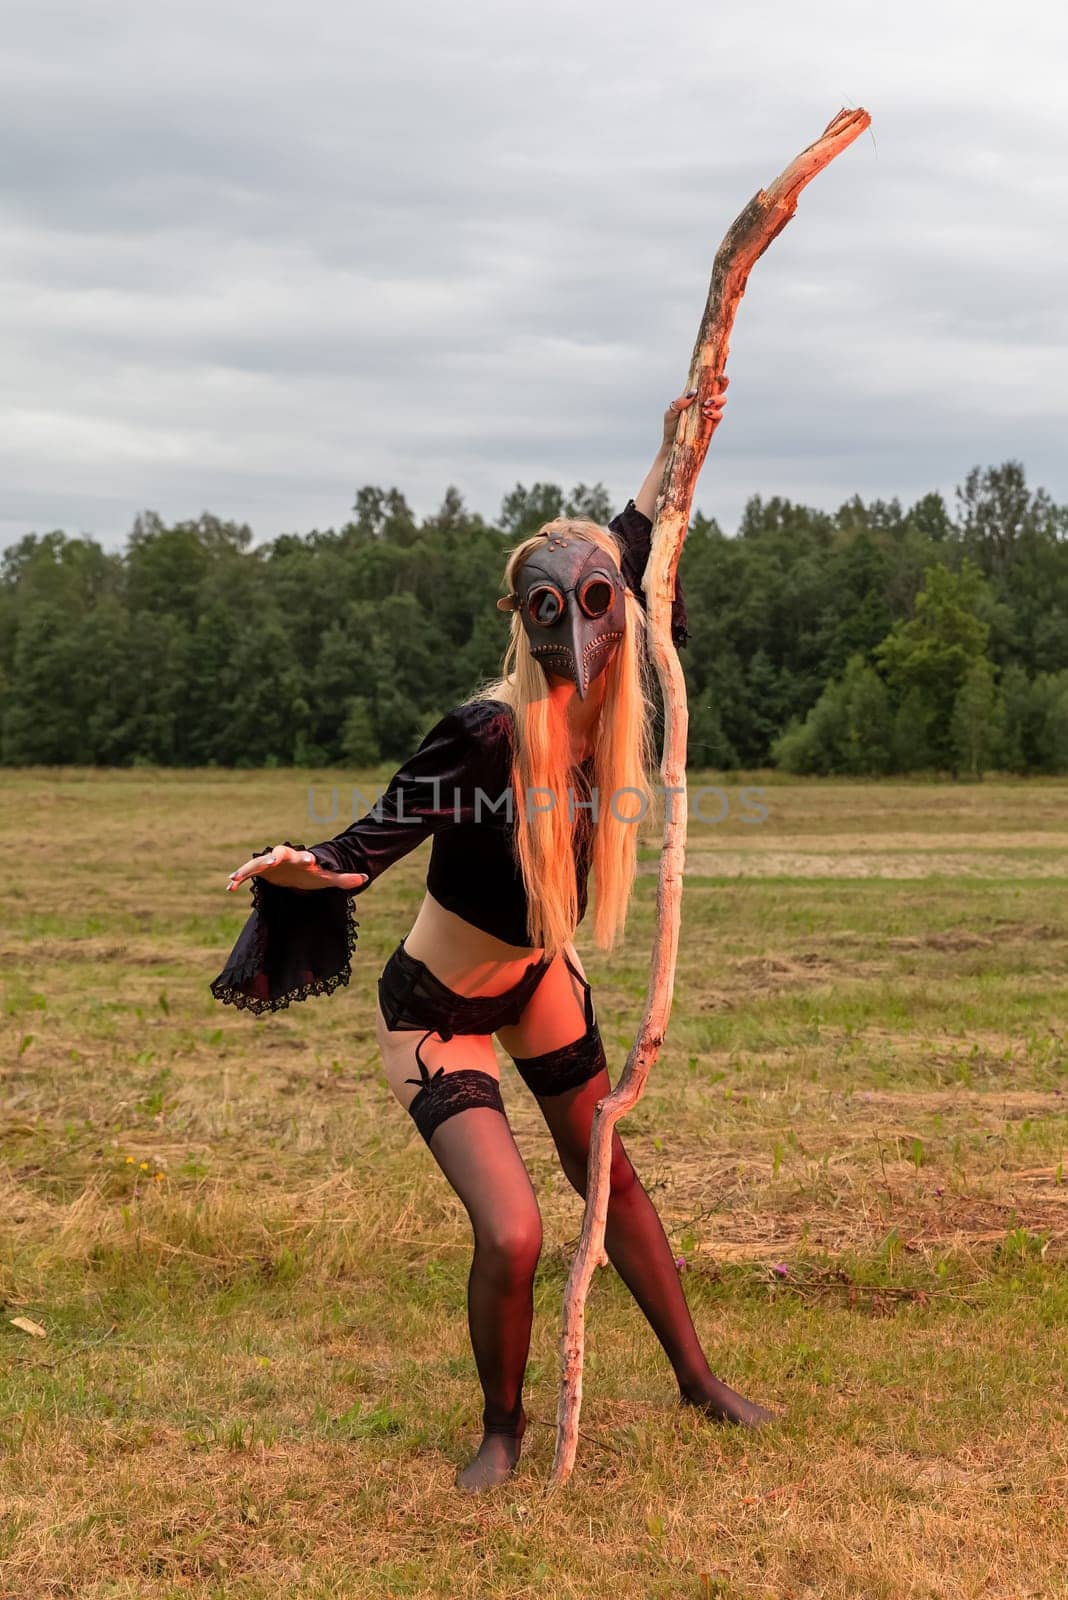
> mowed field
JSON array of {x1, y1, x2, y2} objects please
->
[{"x1": 1, "y1": 768, "x2": 1066, "y2": 1600}]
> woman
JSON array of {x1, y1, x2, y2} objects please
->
[{"x1": 212, "y1": 383, "x2": 773, "y2": 1493}]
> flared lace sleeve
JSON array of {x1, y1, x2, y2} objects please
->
[
  {"x1": 209, "y1": 841, "x2": 360, "y2": 1014},
  {"x1": 210, "y1": 703, "x2": 510, "y2": 1015},
  {"x1": 608, "y1": 499, "x2": 690, "y2": 649}
]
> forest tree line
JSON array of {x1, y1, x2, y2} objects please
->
[{"x1": 2, "y1": 461, "x2": 1067, "y2": 776}]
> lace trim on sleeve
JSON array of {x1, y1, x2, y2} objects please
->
[{"x1": 209, "y1": 842, "x2": 360, "y2": 1015}]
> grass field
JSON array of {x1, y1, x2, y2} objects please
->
[{"x1": 2, "y1": 768, "x2": 1066, "y2": 1599}]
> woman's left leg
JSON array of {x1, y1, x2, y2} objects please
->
[{"x1": 497, "y1": 946, "x2": 773, "y2": 1427}]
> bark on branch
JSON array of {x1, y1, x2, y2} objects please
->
[{"x1": 550, "y1": 107, "x2": 872, "y2": 1488}]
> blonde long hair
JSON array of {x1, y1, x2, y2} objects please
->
[{"x1": 469, "y1": 519, "x2": 656, "y2": 955}]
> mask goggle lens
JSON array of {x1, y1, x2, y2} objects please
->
[
  {"x1": 578, "y1": 573, "x2": 615, "y2": 618},
  {"x1": 526, "y1": 584, "x2": 565, "y2": 626},
  {"x1": 524, "y1": 571, "x2": 617, "y2": 627}
]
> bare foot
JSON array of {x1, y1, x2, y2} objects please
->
[
  {"x1": 680, "y1": 1376, "x2": 776, "y2": 1428},
  {"x1": 455, "y1": 1417, "x2": 526, "y2": 1493}
]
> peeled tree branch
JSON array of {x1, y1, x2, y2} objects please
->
[{"x1": 550, "y1": 107, "x2": 872, "y2": 1489}]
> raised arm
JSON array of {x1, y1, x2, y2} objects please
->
[
  {"x1": 607, "y1": 379, "x2": 726, "y2": 652},
  {"x1": 632, "y1": 380, "x2": 727, "y2": 522}
]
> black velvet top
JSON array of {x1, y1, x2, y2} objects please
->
[
  {"x1": 312, "y1": 696, "x2": 576, "y2": 944},
  {"x1": 209, "y1": 500, "x2": 687, "y2": 1012}
]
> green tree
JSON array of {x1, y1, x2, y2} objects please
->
[
  {"x1": 891, "y1": 688, "x2": 936, "y2": 773},
  {"x1": 772, "y1": 656, "x2": 892, "y2": 776},
  {"x1": 995, "y1": 663, "x2": 1034, "y2": 773},
  {"x1": 950, "y1": 658, "x2": 1001, "y2": 778},
  {"x1": 876, "y1": 562, "x2": 992, "y2": 769},
  {"x1": 955, "y1": 461, "x2": 1065, "y2": 581},
  {"x1": 498, "y1": 481, "x2": 614, "y2": 538},
  {"x1": 349, "y1": 487, "x2": 419, "y2": 546},
  {"x1": 1030, "y1": 671, "x2": 1068, "y2": 773},
  {"x1": 2, "y1": 601, "x2": 90, "y2": 762},
  {"x1": 565, "y1": 483, "x2": 614, "y2": 524},
  {"x1": 3, "y1": 463, "x2": 1067, "y2": 776},
  {"x1": 499, "y1": 483, "x2": 566, "y2": 538},
  {"x1": 340, "y1": 696, "x2": 380, "y2": 765},
  {"x1": 687, "y1": 696, "x2": 739, "y2": 770},
  {"x1": 906, "y1": 490, "x2": 955, "y2": 544}
]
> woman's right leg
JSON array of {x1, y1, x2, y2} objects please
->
[
  {"x1": 376, "y1": 998, "x2": 543, "y2": 1493},
  {"x1": 498, "y1": 947, "x2": 774, "y2": 1428}
]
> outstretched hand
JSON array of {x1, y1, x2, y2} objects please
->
[
  {"x1": 226, "y1": 843, "x2": 368, "y2": 894},
  {"x1": 660, "y1": 377, "x2": 728, "y2": 451}
]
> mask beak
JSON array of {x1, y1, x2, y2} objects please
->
[
  {"x1": 565, "y1": 609, "x2": 591, "y2": 701},
  {"x1": 517, "y1": 539, "x2": 625, "y2": 699},
  {"x1": 529, "y1": 608, "x2": 592, "y2": 699}
]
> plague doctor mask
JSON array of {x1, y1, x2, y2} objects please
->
[{"x1": 497, "y1": 528, "x2": 627, "y2": 699}]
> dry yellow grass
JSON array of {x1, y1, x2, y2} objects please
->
[{"x1": 1, "y1": 768, "x2": 1066, "y2": 1598}]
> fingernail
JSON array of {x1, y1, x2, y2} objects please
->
[{"x1": 685, "y1": 389, "x2": 698, "y2": 397}]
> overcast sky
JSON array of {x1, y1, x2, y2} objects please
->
[{"x1": 2, "y1": 0, "x2": 1065, "y2": 552}]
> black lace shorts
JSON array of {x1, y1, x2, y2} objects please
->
[
  {"x1": 379, "y1": 940, "x2": 605, "y2": 1119},
  {"x1": 377, "y1": 938, "x2": 555, "y2": 1039}
]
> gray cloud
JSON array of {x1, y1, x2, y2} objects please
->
[{"x1": 2, "y1": 0, "x2": 1066, "y2": 552}]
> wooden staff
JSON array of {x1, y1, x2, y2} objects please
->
[{"x1": 550, "y1": 106, "x2": 872, "y2": 1487}]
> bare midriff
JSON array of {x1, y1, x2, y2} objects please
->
[{"x1": 403, "y1": 891, "x2": 546, "y2": 996}]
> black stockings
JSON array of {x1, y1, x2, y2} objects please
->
[
  {"x1": 423, "y1": 1067, "x2": 771, "y2": 1492},
  {"x1": 423, "y1": 1105, "x2": 543, "y2": 1491},
  {"x1": 538, "y1": 1072, "x2": 772, "y2": 1429}
]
